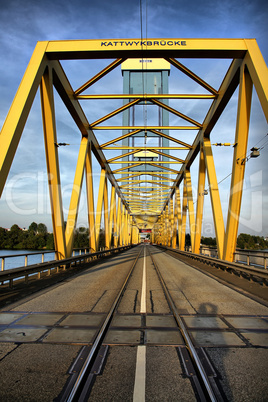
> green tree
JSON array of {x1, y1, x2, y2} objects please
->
[
  {"x1": 8, "y1": 224, "x2": 24, "y2": 249},
  {"x1": 28, "y1": 222, "x2": 38, "y2": 234},
  {"x1": 0, "y1": 227, "x2": 7, "y2": 248},
  {"x1": 37, "y1": 223, "x2": 47, "y2": 234},
  {"x1": 46, "y1": 233, "x2": 54, "y2": 250}
]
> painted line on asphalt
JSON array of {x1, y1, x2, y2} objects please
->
[
  {"x1": 133, "y1": 345, "x2": 146, "y2": 402},
  {"x1": 140, "y1": 246, "x2": 147, "y2": 313},
  {"x1": 133, "y1": 246, "x2": 147, "y2": 401}
]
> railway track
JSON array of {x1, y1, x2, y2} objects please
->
[{"x1": 59, "y1": 244, "x2": 224, "y2": 401}]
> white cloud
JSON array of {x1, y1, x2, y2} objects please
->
[{"x1": 0, "y1": 0, "x2": 267, "y2": 236}]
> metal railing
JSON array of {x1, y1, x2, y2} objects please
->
[
  {"x1": 199, "y1": 246, "x2": 268, "y2": 270},
  {"x1": 0, "y1": 245, "x2": 133, "y2": 288},
  {"x1": 158, "y1": 245, "x2": 268, "y2": 286},
  {"x1": 0, "y1": 248, "x2": 96, "y2": 271},
  {"x1": 1, "y1": 250, "x2": 55, "y2": 271}
]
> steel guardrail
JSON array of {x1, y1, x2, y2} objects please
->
[
  {"x1": 0, "y1": 245, "x2": 133, "y2": 288},
  {"x1": 156, "y1": 245, "x2": 268, "y2": 286}
]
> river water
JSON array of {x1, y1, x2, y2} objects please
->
[{"x1": 0, "y1": 249, "x2": 55, "y2": 270}]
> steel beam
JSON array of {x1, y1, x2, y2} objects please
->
[
  {"x1": 85, "y1": 142, "x2": 96, "y2": 252},
  {"x1": 185, "y1": 170, "x2": 195, "y2": 250},
  {"x1": 203, "y1": 137, "x2": 225, "y2": 259},
  {"x1": 40, "y1": 65, "x2": 66, "y2": 260},
  {"x1": 223, "y1": 64, "x2": 253, "y2": 262},
  {"x1": 0, "y1": 42, "x2": 48, "y2": 197},
  {"x1": 65, "y1": 137, "x2": 89, "y2": 257},
  {"x1": 193, "y1": 145, "x2": 206, "y2": 254}
]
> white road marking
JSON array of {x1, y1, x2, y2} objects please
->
[
  {"x1": 140, "y1": 246, "x2": 147, "y2": 313},
  {"x1": 133, "y1": 246, "x2": 147, "y2": 401},
  {"x1": 133, "y1": 345, "x2": 146, "y2": 402}
]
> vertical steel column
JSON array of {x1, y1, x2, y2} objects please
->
[
  {"x1": 124, "y1": 208, "x2": 128, "y2": 245},
  {"x1": 117, "y1": 199, "x2": 122, "y2": 246},
  {"x1": 161, "y1": 213, "x2": 165, "y2": 245},
  {"x1": 172, "y1": 193, "x2": 177, "y2": 249},
  {"x1": 169, "y1": 197, "x2": 174, "y2": 247},
  {"x1": 175, "y1": 188, "x2": 182, "y2": 249},
  {"x1": 113, "y1": 193, "x2": 118, "y2": 248},
  {"x1": 185, "y1": 170, "x2": 195, "y2": 251},
  {"x1": 109, "y1": 186, "x2": 116, "y2": 248},
  {"x1": 127, "y1": 214, "x2": 131, "y2": 244},
  {"x1": 95, "y1": 169, "x2": 106, "y2": 251},
  {"x1": 223, "y1": 64, "x2": 253, "y2": 262},
  {"x1": 151, "y1": 227, "x2": 155, "y2": 244},
  {"x1": 203, "y1": 137, "x2": 225, "y2": 259},
  {"x1": 103, "y1": 177, "x2": 109, "y2": 249},
  {"x1": 193, "y1": 145, "x2": 206, "y2": 254},
  {"x1": 65, "y1": 136, "x2": 88, "y2": 257},
  {"x1": 40, "y1": 66, "x2": 66, "y2": 260},
  {"x1": 179, "y1": 177, "x2": 188, "y2": 251},
  {"x1": 121, "y1": 204, "x2": 126, "y2": 245},
  {"x1": 164, "y1": 206, "x2": 169, "y2": 246},
  {"x1": 85, "y1": 142, "x2": 96, "y2": 252}
]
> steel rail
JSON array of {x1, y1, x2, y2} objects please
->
[
  {"x1": 147, "y1": 246, "x2": 217, "y2": 402},
  {"x1": 65, "y1": 246, "x2": 143, "y2": 402}
]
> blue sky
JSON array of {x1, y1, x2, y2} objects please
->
[{"x1": 0, "y1": 0, "x2": 267, "y2": 236}]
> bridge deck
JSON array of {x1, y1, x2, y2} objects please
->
[{"x1": 0, "y1": 245, "x2": 267, "y2": 400}]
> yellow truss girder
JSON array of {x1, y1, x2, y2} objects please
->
[
  {"x1": 94, "y1": 125, "x2": 199, "y2": 130},
  {"x1": 0, "y1": 38, "x2": 267, "y2": 262},
  {"x1": 76, "y1": 94, "x2": 216, "y2": 100}
]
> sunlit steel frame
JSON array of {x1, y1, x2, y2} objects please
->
[{"x1": 0, "y1": 39, "x2": 267, "y2": 260}]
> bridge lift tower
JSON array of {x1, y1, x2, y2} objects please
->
[{"x1": 121, "y1": 59, "x2": 170, "y2": 239}]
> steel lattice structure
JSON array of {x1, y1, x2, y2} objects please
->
[{"x1": 0, "y1": 39, "x2": 267, "y2": 260}]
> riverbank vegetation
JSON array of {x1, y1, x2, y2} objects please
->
[
  {"x1": 201, "y1": 233, "x2": 268, "y2": 250},
  {"x1": 0, "y1": 223, "x2": 267, "y2": 251},
  {"x1": 0, "y1": 223, "x2": 106, "y2": 250}
]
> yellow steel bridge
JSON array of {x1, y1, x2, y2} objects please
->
[{"x1": 0, "y1": 39, "x2": 267, "y2": 261}]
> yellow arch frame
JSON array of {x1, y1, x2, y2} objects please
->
[{"x1": 0, "y1": 39, "x2": 267, "y2": 260}]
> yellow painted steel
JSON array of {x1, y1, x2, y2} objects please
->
[
  {"x1": 117, "y1": 199, "x2": 122, "y2": 246},
  {"x1": 75, "y1": 58, "x2": 125, "y2": 95},
  {"x1": 174, "y1": 188, "x2": 182, "y2": 248},
  {"x1": 103, "y1": 147, "x2": 189, "y2": 150},
  {"x1": 203, "y1": 138, "x2": 225, "y2": 259},
  {"x1": 121, "y1": 58, "x2": 170, "y2": 70},
  {"x1": 223, "y1": 64, "x2": 253, "y2": 262},
  {"x1": 185, "y1": 170, "x2": 195, "y2": 250},
  {"x1": 150, "y1": 99, "x2": 202, "y2": 127},
  {"x1": 0, "y1": 38, "x2": 267, "y2": 261},
  {"x1": 103, "y1": 175, "x2": 109, "y2": 249},
  {"x1": 65, "y1": 136, "x2": 89, "y2": 257},
  {"x1": 85, "y1": 143, "x2": 96, "y2": 252},
  {"x1": 179, "y1": 178, "x2": 188, "y2": 251},
  {"x1": 40, "y1": 65, "x2": 66, "y2": 260},
  {"x1": 244, "y1": 40, "x2": 268, "y2": 121},
  {"x1": 107, "y1": 150, "x2": 141, "y2": 163},
  {"x1": 0, "y1": 42, "x2": 48, "y2": 197},
  {"x1": 95, "y1": 169, "x2": 107, "y2": 251},
  {"x1": 93, "y1": 126, "x2": 200, "y2": 130},
  {"x1": 169, "y1": 198, "x2": 174, "y2": 247},
  {"x1": 77, "y1": 94, "x2": 215, "y2": 100},
  {"x1": 91, "y1": 99, "x2": 140, "y2": 127},
  {"x1": 193, "y1": 145, "x2": 206, "y2": 254},
  {"x1": 100, "y1": 130, "x2": 143, "y2": 148},
  {"x1": 111, "y1": 161, "x2": 182, "y2": 164},
  {"x1": 167, "y1": 58, "x2": 218, "y2": 95},
  {"x1": 109, "y1": 186, "x2": 116, "y2": 248}
]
